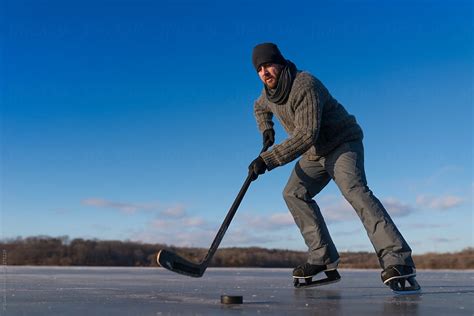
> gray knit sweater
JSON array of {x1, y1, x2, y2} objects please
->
[{"x1": 254, "y1": 71, "x2": 363, "y2": 170}]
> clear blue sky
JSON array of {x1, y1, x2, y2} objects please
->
[{"x1": 2, "y1": 0, "x2": 472, "y2": 254}]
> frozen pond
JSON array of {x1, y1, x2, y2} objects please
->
[{"x1": 1, "y1": 266, "x2": 473, "y2": 315}]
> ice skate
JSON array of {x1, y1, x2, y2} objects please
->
[
  {"x1": 381, "y1": 265, "x2": 421, "y2": 294},
  {"x1": 293, "y1": 260, "x2": 341, "y2": 288}
]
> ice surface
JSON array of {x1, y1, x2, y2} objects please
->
[{"x1": 1, "y1": 266, "x2": 473, "y2": 315}]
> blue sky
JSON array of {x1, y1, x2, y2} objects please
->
[{"x1": 2, "y1": 0, "x2": 472, "y2": 255}]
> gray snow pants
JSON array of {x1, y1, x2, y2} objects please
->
[{"x1": 283, "y1": 140, "x2": 415, "y2": 269}]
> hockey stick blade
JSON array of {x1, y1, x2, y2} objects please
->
[
  {"x1": 156, "y1": 148, "x2": 266, "y2": 278},
  {"x1": 157, "y1": 249, "x2": 204, "y2": 278}
]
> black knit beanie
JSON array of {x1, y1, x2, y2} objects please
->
[{"x1": 252, "y1": 43, "x2": 287, "y2": 71}]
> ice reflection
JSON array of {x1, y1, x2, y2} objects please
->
[{"x1": 384, "y1": 294, "x2": 422, "y2": 315}]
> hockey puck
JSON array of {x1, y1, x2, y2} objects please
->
[{"x1": 220, "y1": 295, "x2": 243, "y2": 304}]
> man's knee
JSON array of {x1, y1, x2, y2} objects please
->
[
  {"x1": 334, "y1": 167, "x2": 367, "y2": 198},
  {"x1": 283, "y1": 183, "x2": 309, "y2": 202},
  {"x1": 282, "y1": 184, "x2": 293, "y2": 202},
  {"x1": 339, "y1": 181, "x2": 371, "y2": 203}
]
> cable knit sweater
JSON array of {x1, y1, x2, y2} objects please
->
[{"x1": 254, "y1": 71, "x2": 363, "y2": 170}]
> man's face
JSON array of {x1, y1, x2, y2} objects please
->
[{"x1": 257, "y1": 63, "x2": 283, "y2": 89}]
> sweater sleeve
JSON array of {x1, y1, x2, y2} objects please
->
[
  {"x1": 253, "y1": 94, "x2": 274, "y2": 132},
  {"x1": 260, "y1": 84, "x2": 322, "y2": 170}
]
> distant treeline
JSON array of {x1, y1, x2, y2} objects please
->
[{"x1": 1, "y1": 236, "x2": 473, "y2": 269}]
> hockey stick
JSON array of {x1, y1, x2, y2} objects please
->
[{"x1": 157, "y1": 147, "x2": 268, "y2": 277}]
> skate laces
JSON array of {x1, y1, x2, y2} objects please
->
[
  {"x1": 294, "y1": 263, "x2": 320, "y2": 275},
  {"x1": 298, "y1": 263, "x2": 313, "y2": 272}
]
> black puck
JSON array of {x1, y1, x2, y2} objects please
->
[{"x1": 220, "y1": 295, "x2": 243, "y2": 304}]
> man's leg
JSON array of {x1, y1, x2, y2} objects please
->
[
  {"x1": 325, "y1": 141, "x2": 415, "y2": 268},
  {"x1": 283, "y1": 157, "x2": 339, "y2": 265}
]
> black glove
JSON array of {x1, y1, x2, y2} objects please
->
[
  {"x1": 248, "y1": 156, "x2": 267, "y2": 181},
  {"x1": 262, "y1": 128, "x2": 275, "y2": 151}
]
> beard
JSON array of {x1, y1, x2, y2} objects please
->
[
  {"x1": 264, "y1": 60, "x2": 297, "y2": 105},
  {"x1": 264, "y1": 76, "x2": 278, "y2": 89}
]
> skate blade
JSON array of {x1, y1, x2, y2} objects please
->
[
  {"x1": 392, "y1": 288, "x2": 422, "y2": 295},
  {"x1": 294, "y1": 270, "x2": 341, "y2": 289},
  {"x1": 294, "y1": 277, "x2": 341, "y2": 289}
]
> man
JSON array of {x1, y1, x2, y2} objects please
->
[{"x1": 248, "y1": 43, "x2": 420, "y2": 292}]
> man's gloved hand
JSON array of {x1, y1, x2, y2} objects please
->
[
  {"x1": 248, "y1": 156, "x2": 267, "y2": 181},
  {"x1": 262, "y1": 128, "x2": 275, "y2": 151}
]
